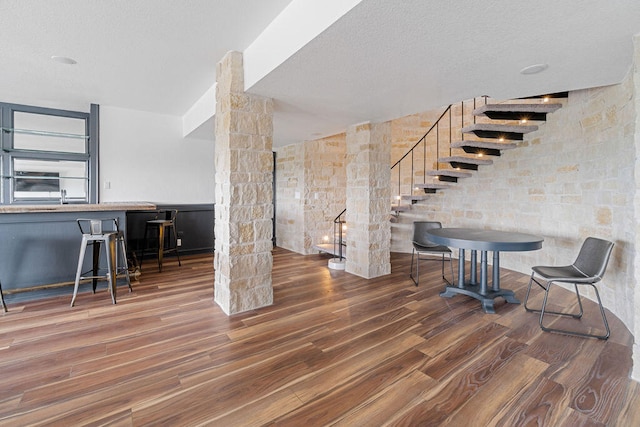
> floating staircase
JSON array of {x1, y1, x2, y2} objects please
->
[
  {"x1": 318, "y1": 95, "x2": 565, "y2": 266},
  {"x1": 392, "y1": 96, "x2": 564, "y2": 207}
]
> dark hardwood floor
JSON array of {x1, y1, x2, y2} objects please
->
[{"x1": 0, "y1": 247, "x2": 639, "y2": 426}]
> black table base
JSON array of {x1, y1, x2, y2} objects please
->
[
  {"x1": 440, "y1": 283, "x2": 520, "y2": 314},
  {"x1": 426, "y1": 229, "x2": 543, "y2": 314},
  {"x1": 439, "y1": 248, "x2": 520, "y2": 314}
]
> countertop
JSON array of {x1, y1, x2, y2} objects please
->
[{"x1": 0, "y1": 202, "x2": 157, "y2": 213}]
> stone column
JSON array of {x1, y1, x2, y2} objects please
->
[
  {"x1": 345, "y1": 122, "x2": 391, "y2": 278},
  {"x1": 632, "y1": 33, "x2": 640, "y2": 381},
  {"x1": 214, "y1": 51, "x2": 274, "y2": 314}
]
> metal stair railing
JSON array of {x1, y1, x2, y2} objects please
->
[
  {"x1": 327, "y1": 97, "x2": 490, "y2": 253},
  {"x1": 333, "y1": 208, "x2": 346, "y2": 261},
  {"x1": 390, "y1": 96, "x2": 488, "y2": 202}
]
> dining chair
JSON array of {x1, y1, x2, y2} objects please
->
[
  {"x1": 524, "y1": 236, "x2": 614, "y2": 339},
  {"x1": 410, "y1": 221, "x2": 455, "y2": 286}
]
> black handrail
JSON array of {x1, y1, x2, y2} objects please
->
[
  {"x1": 390, "y1": 105, "x2": 452, "y2": 170},
  {"x1": 390, "y1": 96, "x2": 489, "y2": 202},
  {"x1": 333, "y1": 209, "x2": 346, "y2": 260},
  {"x1": 329, "y1": 96, "x2": 490, "y2": 260}
]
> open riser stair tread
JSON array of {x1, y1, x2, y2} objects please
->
[
  {"x1": 439, "y1": 155, "x2": 493, "y2": 166},
  {"x1": 450, "y1": 140, "x2": 517, "y2": 150},
  {"x1": 462, "y1": 123, "x2": 539, "y2": 140},
  {"x1": 426, "y1": 169, "x2": 473, "y2": 183},
  {"x1": 474, "y1": 102, "x2": 562, "y2": 121},
  {"x1": 426, "y1": 169, "x2": 473, "y2": 178},
  {"x1": 450, "y1": 139, "x2": 518, "y2": 156},
  {"x1": 391, "y1": 204, "x2": 410, "y2": 212},
  {"x1": 414, "y1": 183, "x2": 449, "y2": 188}
]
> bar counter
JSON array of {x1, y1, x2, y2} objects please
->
[
  {"x1": 0, "y1": 202, "x2": 156, "y2": 214},
  {"x1": 0, "y1": 203, "x2": 156, "y2": 294}
]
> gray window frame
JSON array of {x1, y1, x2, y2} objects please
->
[{"x1": 0, "y1": 102, "x2": 99, "y2": 204}]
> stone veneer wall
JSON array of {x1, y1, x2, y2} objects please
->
[
  {"x1": 214, "y1": 51, "x2": 274, "y2": 314},
  {"x1": 390, "y1": 110, "x2": 438, "y2": 203},
  {"x1": 632, "y1": 33, "x2": 640, "y2": 380},
  {"x1": 345, "y1": 122, "x2": 391, "y2": 278},
  {"x1": 274, "y1": 143, "x2": 305, "y2": 253},
  {"x1": 274, "y1": 134, "x2": 346, "y2": 254},
  {"x1": 303, "y1": 135, "x2": 347, "y2": 254}
]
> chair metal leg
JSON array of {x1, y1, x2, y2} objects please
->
[
  {"x1": 0, "y1": 280, "x2": 7, "y2": 313},
  {"x1": 157, "y1": 224, "x2": 165, "y2": 272},
  {"x1": 525, "y1": 275, "x2": 583, "y2": 318},
  {"x1": 171, "y1": 224, "x2": 182, "y2": 267},
  {"x1": 117, "y1": 236, "x2": 132, "y2": 292},
  {"x1": 523, "y1": 272, "x2": 536, "y2": 312},
  {"x1": 71, "y1": 236, "x2": 89, "y2": 307},
  {"x1": 538, "y1": 281, "x2": 610, "y2": 340},
  {"x1": 410, "y1": 248, "x2": 419, "y2": 286},
  {"x1": 445, "y1": 252, "x2": 454, "y2": 286},
  {"x1": 410, "y1": 250, "x2": 454, "y2": 287},
  {"x1": 92, "y1": 241, "x2": 100, "y2": 293},
  {"x1": 140, "y1": 223, "x2": 148, "y2": 271},
  {"x1": 105, "y1": 234, "x2": 117, "y2": 305}
]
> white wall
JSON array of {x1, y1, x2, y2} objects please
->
[{"x1": 99, "y1": 106, "x2": 214, "y2": 204}]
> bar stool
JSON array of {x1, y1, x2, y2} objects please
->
[
  {"x1": 71, "y1": 218, "x2": 132, "y2": 307},
  {"x1": 140, "y1": 209, "x2": 181, "y2": 272},
  {"x1": 0, "y1": 280, "x2": 7, "y2": 313}
]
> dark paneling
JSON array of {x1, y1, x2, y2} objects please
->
[
  {"x1": 126, "y1": 204, "x2": 214, "y2": 259},
  {"x1": 0, "y1": 210, "x2": 127, "y2": 290}
]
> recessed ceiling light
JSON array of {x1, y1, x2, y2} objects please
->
[
  {"x1": 51, "y1": 56, "x2": 77, "y2": 65},
  {"x1": 520, "y1": 63, "x2": 548, "y2": 75}
]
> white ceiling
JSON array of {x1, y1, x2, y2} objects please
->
[
  {"x1": 2, "y1": 0, "x2": 640, "y2": 147},
  {"x1": 0, "y1": 0, "x2": 292, "y2": 114}
]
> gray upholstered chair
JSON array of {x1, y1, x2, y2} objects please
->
[
  {"x1": 524, "y1": 237, "x2": 614, "y2": 339},
  {"x1": 410, "y1": 221, "x2": 455, "y2": 286}
]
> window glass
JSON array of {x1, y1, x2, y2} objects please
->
[
  {"x1": 1, "y1": 102, "x2": 96, "y2": 205},
  {"x1": 12, "y1": 158, "x2": 87, "y2": 202},
  {"x1": 13, "y1": 112, "x2": 87, "y2": 153}
]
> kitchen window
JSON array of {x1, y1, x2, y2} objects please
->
[{"x1": 0, "y1": 102, "x2": 99, "y2": 204}]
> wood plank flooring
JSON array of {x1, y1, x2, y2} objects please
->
[{"x1": 1, "y1": 247, "x2": 639, "y2": 426}]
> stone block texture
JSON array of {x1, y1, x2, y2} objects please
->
[
  {"x1": 275, "y1": 134, "x2": 347, "y2": 254},
  {"x1": 345, "y1": 122, "x2": 391, "y2": 278},
  {"x1": 214, "y1": 51, "x2": 273, "y2": 315}
]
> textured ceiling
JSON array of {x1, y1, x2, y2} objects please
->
[
  {"x1": 248, "y1": 0, "x2": 640, "y2": 145},
  {"x1": 0, "y1": 0, "x2": 292, "y2": 114},
  {"x1": 1, "y1": 0, "x2": 639, "y2": 146}
]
